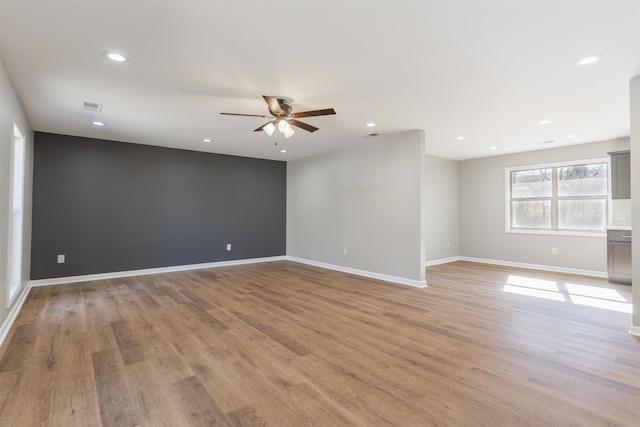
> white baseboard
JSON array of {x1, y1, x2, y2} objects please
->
[
  {"x1": 457, "y1": 256, "x2": 608, "y2": 278},
  {"x1": 29, "y1": 256, "x2": 287, "y2": 287},
  {"x1": 425, "y1": 256, "x2": 462, "y2": 267},
  {"x1": 0, "y1": 284, "x2": 32, "y2": 348},
  {"x1": 287, "y1": 256, "x2": 427, "y2": 288},
  {"x1": 629, "y1": 325, "x2": 640, "y2": 337}
]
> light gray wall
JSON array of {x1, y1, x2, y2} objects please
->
[
  {"x1": 459, "y1": 137, "x2": 629, "y2": 273},
  {"x1": 630, "y1": 75, "x2": 640, "y2": 329},
  {"x1": 287, "y1": 130, "x2": 425, "y2": 283},
  {"x1": 425, "y1": 155, "x2": 459, "y2": 262},
  {"x1": 0, "y1": 55, "x2": 33, "y2": 327}
]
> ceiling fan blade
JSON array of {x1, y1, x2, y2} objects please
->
[
  {"x1": 254, "y1": 120, "x2": 275, "y2": 132},
  {"x1": 263, "y1": 95, "x2": 286, "y2": 116},
  {"x1": 290, "y1": 108, "x2": 336, "y2": 119},
  {"x1": 288, "y1": 119, "x2": 319, "y2": 133},
  {"x1": 220, "y1": 112, "x2": 272, "y2": 118}
]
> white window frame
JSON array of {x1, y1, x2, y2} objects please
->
[
  {"x1": 505, "y1": 157, "x2": 610, "y2": 237},
  {"x1": 7, "y1": 119, "x2": 26, "y2": 306}
]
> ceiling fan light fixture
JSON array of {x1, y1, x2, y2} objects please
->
[
  {"x1": 278, "y1": 119, "x2": 290, "y2": 132},
  {"x1": 283, "y1": 127, "x2": 295, "y2": 138},
  {"x1": 277, "y1": 119, "x2": 295, "y2": 138},
  {"x1": 264, "y1": 122, "x2": 276, "y2": 136}
]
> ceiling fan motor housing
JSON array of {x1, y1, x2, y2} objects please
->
[{"x1": 275, "y1": 99, "x2": 293, "y2": 117}]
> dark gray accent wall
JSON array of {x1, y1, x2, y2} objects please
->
[{"x1": 31, "y1": 132, "x2": 286, "y2": 279}]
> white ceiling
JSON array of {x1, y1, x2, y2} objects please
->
[{"x1": 1, "y1": 1, "x2": 639, "y2": 161}]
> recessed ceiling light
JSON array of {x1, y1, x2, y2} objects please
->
[
  {"x1": 366, "y1": 122, "x2": 376, "y2": 128},
  {"x1": 105, "y1": 51, "x2": 126, "y2": 62},
  {"x1": 203, "y1": 138, "x2": 212, "y2": 143},
  {"x1": 538, "y1": 120, "x2": 551, "y2": 125},
  {"x1": 457, "y1": 136, "x2": 465, "y2": 140},
  {"x1": 92, "y1": 121, "x2": 105, "y2": 126},
  {"x1": 490, "y1": 146, "x2": 498, "y2": 150},
  {"x1": 567, "y1": 134, "x2": 577, "y2": 138},
  {"x1": 575, "y1": 54, "x2": 603, "y2": 66},
  {"x1": 280, "y1": 149, "x2": 287, "y2": 153}
]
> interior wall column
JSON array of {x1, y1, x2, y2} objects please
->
[{"x1": 630, "y1": 74, "x2": 640, "y2": 335}]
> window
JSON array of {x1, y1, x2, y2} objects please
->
[
  {"x1": 506, "y1": 159, "x2": 608, "y2": 234},
  {"x1": 7, "y1": 120, "x2": 25, "y2": 305}
]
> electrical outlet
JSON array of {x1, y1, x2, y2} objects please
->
[
  {"x1": 343, "y1": 248, "x2": 348, "y2": 255},
  {"x1": 226, "y1": 244, "x2": 232, "y2": 251},
  {"x1": 551, "y1": 247, "x2": 558, "y2": 255},
  {"x1": 57, "y1": 254, "x2": 65, "y2": 264},
  {"x1": 446, "y1": 241, "x2": 451, "y2": 248}
]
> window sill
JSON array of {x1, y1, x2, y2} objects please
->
[{"x1": 505, "y1": 229, "x2": 606, "y2": 238}]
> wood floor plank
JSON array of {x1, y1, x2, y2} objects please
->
[
  {"x1": 1, "y1": 260, "x2": 639, "y2": 426},
  {"x1": 110, "y1": 319, "x2": 145, "y2": 366},
  {"x1": 172, "y1": 333, "x2": 254, "y2": 413},
  {"x1": 0, "y1": 371, "x2": 23, "y2": 425},
  {"x1": 226, "y1": 405, "x2": 269, "y2": 427},
  {"x1": 235, "y1": 312, "x2": 310, "y2": 357},
  {"x1": 247, "y1": 289, "x2": 304, "y2": 314},
  {"x1": 0, "y1": 323, "x2": 37, "y2": 373},
  {"x1": 152, "y1": 276, "x2": 193, "y2": 305},
  {"x1": 83, "y1": 283, "x2": 118, "y2": 354},
  {"x1": 40, "y1": 286, "x2": 100, "y2": 427},
  {"x1": 173, "y1": 376, "x2": 231, "y2": 427},
  {"x1": 92, "y1": 349, "x2": 141, "y2": 427},
  {"x1": 43, "y1": 334, "x2": 101, "y2": 427},
  {"x1": 124, "y1": 359, "x2": 191, "y2": 427},
  {"x1": 124, "y1": 279, "x2": 162, "y2": 310}
]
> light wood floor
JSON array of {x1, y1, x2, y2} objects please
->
[{"x1": 0, "y1": 261, "x2": 638, "y2": 426}]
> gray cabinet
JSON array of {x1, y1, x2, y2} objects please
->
[
  {"x1": 609, "y1": 150, "x2": 630, "y2": 199},
  {"x1": 607, "y1": 229, "x2": 631, "y2": 284}
]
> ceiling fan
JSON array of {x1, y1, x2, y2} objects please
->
[{"x1": 221, "y1": 95, "x2": 336, "y2": 138}]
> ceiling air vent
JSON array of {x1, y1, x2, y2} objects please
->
[
  {"x1": 361, "y1": 132, "x2": 380, "y2": 139},
  {"x1": 82, "y1": 101, "x2": 103, "y2": 112},
  {"x1": 532, "y1": 140, "x2": 555, "y2": 145}
]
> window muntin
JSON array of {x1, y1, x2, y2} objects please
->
[{"x1": 508, "y1": 160, "x2": 608, "y2": 234}]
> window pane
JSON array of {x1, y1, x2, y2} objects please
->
[
  {"x1": 558, "y1": 164, "x2": 607, "y2": 197},
  {"x1": 512, "y1": 200, "x2": 551, "y2": 228},
  {"x1": 9, "y1": 121, "x2": 25, "y2": 302},
  {"x1": 558, "y1": 199, "x2": 606, "y2": 230},
  {"x1": 511, "y1": 168, "x2": 552, "y2": 198}
]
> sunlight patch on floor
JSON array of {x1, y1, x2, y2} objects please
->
[
  {"x1": 503, "y1": 275, "x2": 632, "y2": 313},
  {"x1": 503, "y1": 284, "x2": 566, "y2": 302}
]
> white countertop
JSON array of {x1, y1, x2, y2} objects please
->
[{"x1": 605, "y1": 225, "x2": 632, "y2": 231}]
